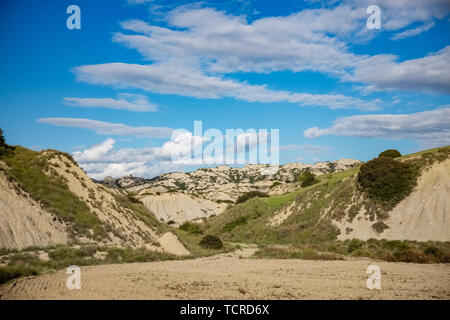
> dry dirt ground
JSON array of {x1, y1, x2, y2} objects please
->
[{"x1": 1, "y1": 248, "x2": 449, "y2": 300}]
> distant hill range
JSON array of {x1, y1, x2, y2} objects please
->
[
  {"x1": 95, "y1": 159, "x2": 362, "y2": 224},
  {"x1": 1, "y1": 143, "x2": 449, "y2": 252}
]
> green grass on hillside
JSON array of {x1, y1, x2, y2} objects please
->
[
  {"x1": 1, "y1": 147, "x2": 106, "y2": 238},
  {"x1": 203, "y1": 145, "x2": 450, "y2": 254}
]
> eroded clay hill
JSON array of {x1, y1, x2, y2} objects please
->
[
  {"x1": 335, "y1": 157, "x2": 450, "y2": 242},
  {"x1": 100, "y1": 159, "x2": 361, "y2": 224},
  {"x1": 0, "y1": 148, "x2": 189, "y2": 255},
  {"x1": 204, "y1": 147, "x2": 450, "y2": 243}
]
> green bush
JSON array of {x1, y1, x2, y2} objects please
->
[
  {"x1": 199, "y1": 235, "x2": 223, "y2": 249},
  {"x1": 347, "y1": 239, "x2": 364, "y2": 253},
  {"x1": 357, "y1": 157, "x2": 416, "y2": 206},
  {"x1": 299, "y1": 170, "x2": 319, "y2": 188},
  {"x1": 378, "y1": 149, "x2": 401, "y2": 158},
  {"x1": 235, "y1": 191, "x2": 268, "y2": 204},
  {"x1": 179, "y1": 222, "x2": 202, "y2": 234}
]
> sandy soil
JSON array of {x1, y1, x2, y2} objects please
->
[
  {"x1": 141, "y1": 193, "x2": 227, "y2": 225},
  {"x1": 0, "y1": 166, "x2": 68, "y2": 249},
  {"x1": 1, "y1": 249, "x2": 449, "y2": 300}
]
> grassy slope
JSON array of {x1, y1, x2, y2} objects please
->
[
  {"x1": 202, "y1": 146, "x2": 450, "y2": 263},
  {"x1": 203, "y1": 165, "x2": 359, "y2": 245}
]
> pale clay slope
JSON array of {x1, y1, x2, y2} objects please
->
[
  {"x1": 336, "y1": 158, "x2": 450, "y2": 241},
  {"x1": 45, "y1": 154, "x2": 189, "y2": 255},
  {"x1": 0, "y1": 165, "x2": 68, "y2": 249},
  {"x1": 1, "y1": 249, "x2": 449, "y2": 299},
  {"x1": 0, "y1": 155, "x2": 189, "y2": 255},
  {"x1": 142, "y1": 193, "x2": 228, "y2": 225}
]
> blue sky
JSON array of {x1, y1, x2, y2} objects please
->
[{"x1": 0, "y1": 0, "x2": 449, "y2": 178}]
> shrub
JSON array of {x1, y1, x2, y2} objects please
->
[
  {"x1": 378, "y1": 149, "x2": 401, "y2": 158},
  {"x1": 372, "y1": 221, "x2": 389, "y2": 233},
  {"x1": 357, "y1": 157, "x2": 416, "y2": 206},
  {"x1": 347, "y1": 239, "x2": 364, "y2": 253},
  {"x1": 199, "y1": 235, "x2": 223, "y2": 249},
  {"x1": 235, "y1": 191, "x2": 268, "y2": 204},
  {"x1": 179, "y1": 222, "x2": 202, "y2": 234},
  {"x1": 167, "y1": 220, "x2": 176, "y2": 225},
  {"x1": 299, "y1": 170, "x2": 319, "y2": 188},
  {"x1": 270, "y1": 181, "x2": 281, "y2": 189},
  {"x1": 0, "y1": 266, "x2": 39, "y2": 285}
]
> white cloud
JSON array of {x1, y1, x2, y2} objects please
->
[
  {"x1": 64, "y1": 93, "x2": 158, "y2": 112},
  {"x1": 390, "y1": 21, "x2": 435, "y2": 40},
  {"x1": 74, "y1": 62, "x2": 379, "y2": 110},
  {"x1": 348, "y1": 46, "x2": 450, "y2": 94},
  {"x1": 114, "y1": 7, "x2": 363, "y2": 75},
  {"x1": 72, "y1": 137, "x2": 192, "y2": 179},
  {"x1": 74, "y1": 4, "x2": 450, "y2": 99},
  {"x1": 304, "y1": 107, "x2": 450, "y2": 147},
  {"x1": 38, "y1": 118, "x2": 173, "y2": 138},
  {"x1": 73, "y1": 127, "x2": 282, "y2": 178},
  {"x1": 73, "y1": 138, "x2": 115, "y2": 162}
]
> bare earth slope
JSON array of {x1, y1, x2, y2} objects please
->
[
  {"x1": 142, "y1": 193, "x2": 228, "y2": 225},
  {"x1": 0, "y1": 150, "x2": 189, "y2": 255},
  {"x1": 337, "y1": 158, "x2": 450, "y2": 241},
  {"x1": 1, "y1": 249, "x2": 448, "y2": 300},
  {"x1": 0, "y1": 164, "x2": 68, "y2": 249}
]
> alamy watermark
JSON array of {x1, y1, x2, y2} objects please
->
[
  {"x1": 366, "y1": 5, "x2": 381, "y2": 30},
  {"x1": 366, "y1": 264, "x2": 381, "y2": 290},
  {"x1": 169, "y1": 121, "x2": 280, "y2": 174},
  {"x1": 66, "y1": 5, "x2": 81, "y2": 30},
  {"x1": 66, "y1": 265, "x2": 81, "y2": 290}
]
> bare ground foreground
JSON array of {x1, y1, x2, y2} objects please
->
[{"x1": 1, "y1": 249, "x2": 449, "y2": 300}]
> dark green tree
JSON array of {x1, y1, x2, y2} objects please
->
[
  {"x1": 378, "y1": 149, "x2": 401, "y2": 158},
  {"x1": 357, "y1": 157, "x2": 415, "y2": 205},
  {"x1": 299, "y1": 169, "x2": 319, "y2": 187},
  {"x1": 0, "y1": 128, "x2": 6, "y2": 149}
]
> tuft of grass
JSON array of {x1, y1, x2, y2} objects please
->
[
  {"x1": 222, "y1": 216, "x2": 248, "y2": 233},
  {"x1": 235, "y1": 191, "x2": 268, "y2": 204},
  {"x1": 252, "y1": 246, "x2": 343, "y2": 260},
  {"x1": 179, "y1": 222, "x2": 203, "y2": 234}
]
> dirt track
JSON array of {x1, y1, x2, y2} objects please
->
[{"x1": 1, "y1": 249, "x2": 449, "y2": 300}]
